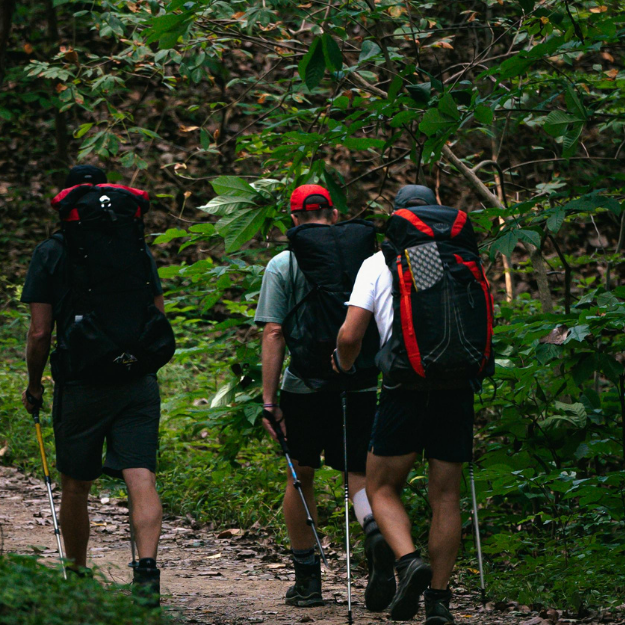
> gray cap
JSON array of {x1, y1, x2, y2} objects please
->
[{"x1": 394, "y1": 185, "x2": 438, "y2": 209}]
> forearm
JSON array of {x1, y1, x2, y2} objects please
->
[
  {"x1": 262, "y1": 328, "x2": 286, "y2": 404},
  {"x1": 26, "y1": 332, "x2": 51, "y2": 391},
  {"x1": 337, "y1": 325, "x2": 363, "y2": 371}
]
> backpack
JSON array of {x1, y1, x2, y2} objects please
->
[
  {"x1": 49, "y1": 183, "x2": 176, "y2": 384},
  {"x1": 376, "y1": 205, "x2": 494, "y2": 389},
  {"x1": 282, "y1": 219, "x2": 380, "y2": 391}
]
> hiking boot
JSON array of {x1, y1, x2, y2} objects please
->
[
  {"x1": 285, "y1": 557, "x2": 324, "y2": 607},
  {"x1": 132, "y1": 558, "x2": 161, "y2": 609},
  {"x1": 424, "y1": 588, "x2": 455, "y2": 624},
  {"x1": 364, "y1": 529, "x2": 396, "y2": 612},
  {"x1": 388, "y1": 554, "x2": 432, "y2": 621}
]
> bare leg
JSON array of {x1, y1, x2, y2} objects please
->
[
  {"x1": 123, "y1": 468, "x2": 162, "y2": 560},
  {"x1": 284, "y1": 461, "x2": 317, "y2": 550},
  {"x1": 60, "y1": 474, "x2": 92, "y2": 568},
  {"x1": 427, "y1": 459, "x2": 463, "y2": 589},
  {"x1": 347, "y1": 472, "x2": 366, "y2": 500},
  {"x1": 366, "y1": 451, "x2": 418, "y2": 558}
]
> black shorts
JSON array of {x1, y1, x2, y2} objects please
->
[
  {"x1": 280, "y1": 390, "x2": 377, "y2": 472},
  {"x1": 369, "y1": 387, "x2": 474, "y2": 462},
  {"x1": 52, "y1": 375, "x2": 161, "y2": 481}
]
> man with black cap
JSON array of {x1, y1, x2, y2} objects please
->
[
  {"x1": 256, "y1": 184, "x2": 395, "y2": 611},
  {"x1": 333, "y1": 185, "x2": 476, "y2": 624},
  {"x1": 21, "y1": 165, "x2": 167, "y2": 605}
]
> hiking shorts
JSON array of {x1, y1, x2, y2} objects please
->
[
  {"x1": 280, "y1": 390, "x2": 377, "y2": 472},
  {"x1": 52, "y1": 375, "x2": 161, "y2": 481},
  {"x1": 369, "y1": 387, "x2": 474, "y2": 462}
]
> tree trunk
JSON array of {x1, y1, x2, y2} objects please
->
[{"x1": 0, "y1": 0, "x2": 16, "y2": 87}]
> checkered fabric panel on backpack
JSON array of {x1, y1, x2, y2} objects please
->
[{"x1": 405, "y1": 242, "x2": 444, "y2": 291}]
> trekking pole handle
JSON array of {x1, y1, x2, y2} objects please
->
[
  {"x1": 332, "y1": 350, "x2": 356, "y2": 376},
  {"x1": 26, "y1": 388, "x2": 44, "y2": 412},
  {"x1": 263, "y1": 409, "x2": 289, "y2": 453}
]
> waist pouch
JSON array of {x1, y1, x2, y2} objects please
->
[{"x1": 52, "y1": 305, "x2": 176, "y2": 384}]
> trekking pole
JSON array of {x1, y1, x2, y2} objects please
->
[
  {"x1": 26, "y1": 390, "x2": 67, "y2": 580},
  {"x1": 340, "y1": 392, "x2": 353, "y2": 625},
  {"x1": 128, "y1": 499, "x2": 137, "y2": 569},
  {"x1": 469, "y1": 463, "x2": 486, "y2": 605},
  {"x1": 263, "y1": 410, "x2": 329, "y2": 567}
]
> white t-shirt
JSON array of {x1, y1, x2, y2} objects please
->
[{"x1": 347, "y1": 251, "x2": 394, "y2": 347}]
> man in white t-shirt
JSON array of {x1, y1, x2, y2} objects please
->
[{"x1": 332, "y1": 185, "x2": 474, "y2": 625}]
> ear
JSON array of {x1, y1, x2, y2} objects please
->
[
  {"x1": 330, "y1": 209, "x2": 339, "y2": 224},
  {"x1": 291, "y1": 213, "x2": 299, "y2": 226}
]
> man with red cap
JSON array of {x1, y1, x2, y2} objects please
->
[{"x1": 255, "y1": 184, "x2": 395, "y2": 611}]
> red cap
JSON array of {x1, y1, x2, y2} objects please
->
[{"x1": 290, "y1": 184, "x2": 333, "y2": 212}]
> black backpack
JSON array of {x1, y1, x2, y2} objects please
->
[
  {"x1": 376, "y1": 205, "x2": 494, "y2": 389},
  {"x1": 49, "y1": 183, "x2": 176, "y2": 383},
  {"x1": 282, "y1": 219, "x2": 380, "y2": 391}
]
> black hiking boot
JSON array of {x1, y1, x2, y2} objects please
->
[
  {"x1": 388, "y1": 554, "x2": 432, "y2": 621},
  {"x1": 363, "y1": 522, "x2": 396, "y2": 612},
  {"x1": 285, "y1": 557, "x2": 324, "y2": 607},
  {"x1": 424, "y1": 588, "x2": 455, "y2": 624},
  {"x1": 132, "y1": 558, "x2": 161, "y2": 609}
]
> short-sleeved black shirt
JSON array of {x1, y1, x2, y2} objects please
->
[{"x1": 21, "y1": 234, "x2": 163, "y2": 338}]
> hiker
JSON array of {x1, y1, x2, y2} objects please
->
[
  {"x1": 333, "y1": 185, "x2": 494, "y2": 624},
  {"x1": 21, "y1": 165, "x2": 175, "y2": 606},
  {"x1": 256, "y1": 184, "x2": 396, "y2": 611}
]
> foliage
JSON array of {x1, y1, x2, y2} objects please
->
[{"x1": 0, "y1": 555, "x2": 168, "y2": 625}]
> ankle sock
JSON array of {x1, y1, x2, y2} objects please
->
[
  {"x1": 427, "y1": 587, "x2": 450, "y2": 599},
  {"x1": 363, "y1": 514, "x2": 379, "y2": 536},
  {"x1": 352, "y1": 488, "x2": 373, "y2": 527},
  {"x1": 395, "y1": 550, "x2": 420, "y2": 574},
  {"x1": 292, "y1": 548, "x2": 316, "y2": 566},
  {"x1": 138, "y1": 558, "x2": 157, "y2": 569}
]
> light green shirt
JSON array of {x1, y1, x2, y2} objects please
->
[{"x1": 254, "y1": 250, "x2": 314, "y2": 394}]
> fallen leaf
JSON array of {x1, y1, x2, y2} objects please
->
[
  {"x1": 439, "y1": 41, "x2": 454, "y2": 49},
  {"x1": 64, "y1": 49, "x2": 79, "y2": 65},
  {"x1": 601, "y1": 51, "x2": 614, "y2": 62},
  {"x1": 179, "y1": 125, "x2": 199, "y2": 132},
  {"x1": 467, "y1": 12, "x2": 478, "y2": 22},
  {"x1": 0, "y1": 445, "x2": 8, "y2": 458},
  {"x1": 55, "y1": 83, "x2": 67, "y2": 93},
  {"x1": 590, "y1": 5, "x2": 607, "y2": 12},
  {"x1": 218, "y1": 528, "x2": 242, "y2": 539},
  {"x1": 605, "y1": 68, "x2": 618, "y2": 80},
  {"x1": 232, "y1": 11, "x2": 245, "y2": 19},
  {"x1": 127, "y1": 1, "x2": 138, "y2": 12}
]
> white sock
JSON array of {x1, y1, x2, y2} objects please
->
[{"x1": 352, "y1": 488, "x2": 373, "y2": 527}]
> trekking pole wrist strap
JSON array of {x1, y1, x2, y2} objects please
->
[
  {"x1": 333, "y1": 349, "x2": 356, "y2": 376},
  {"x1": 25, "y1": 387, "x2": 44, "y2": 409}
]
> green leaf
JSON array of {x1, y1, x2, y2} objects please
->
[
  {"x1": 562, "y1": 122, "x2": 584, "y2": 158},
  {"x1": 438, "y1": 93, "x2": 460, "y2": 121},
  {"x1": 200, "y1": 128, "x2": 211, "y2": 151},
  {"x1": 153, "y1": 228, "x2": 189, "y2": 244},
  {"x1": 474, "y1": 104, "x2": 493, "y2": 125},
  {"x1": 518, "y1": 229, "x2": 541, "y2": 249},
  {"x1": 321, "y1": 34, "x2": 342, "y2": 73},
  {"x1": 543, "y1": 110, "x2": 580, "y2": 137},
  {"x1": 74, "y1": 123, "x2": 93, "y2": 139},
  {"x1": 406, "y1": 82, "x2": 431, "y2": 105},
  {"x1": 217, "y1": 207, "x2": 269, "y2": 253},
  {"x1": 389, "y1": 110, "x2": 420, "y2": 128},
  {"x1": 547, "y1": 208, "x2": 565, "y2": 233},
  {"x1": 491, "y1": 231, "x2": 520, "y2": 258},
  {"x1": 322, "y1": 170, "x2": 348, "y2": 214},
  {"x1": 565, "y1": 325, "x2": 591, "y2": 343},
  {"x1": 211, "y1": 176, "x2": 257, "y2": 199},
  {"x1": 198, "y1": 196, "x2": 256, "y2": 216},
  {"x1": 343, "y1": 137, "x2": 385, "y2": 150},
  {"x1": 565, "y1": 84, "x2": 587, "y2": 120},
  {"x1": 358, "y1": 40, "x2": 381, "y2": 64},
  {"x1": 298, "y1": 37, "x2": 325, "y2": 91},
  {"x1": 419, "y1": 109, "x2": 453, "y2": 136}
]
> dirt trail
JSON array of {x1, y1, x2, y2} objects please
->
[{"x1": 0, "y1": 465, "x2": 616, "y2": 625}]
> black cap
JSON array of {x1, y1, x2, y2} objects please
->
[
  {"x1": 394, "y1": 185, "x2": 438, "y2": 209},
  {"x1": 64, "y1": 165, "x2": 107, "y2": 189}
]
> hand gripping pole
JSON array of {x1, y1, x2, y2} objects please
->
[{"x1": 263, "y1": 410, "x2": 329, "y2": 567}]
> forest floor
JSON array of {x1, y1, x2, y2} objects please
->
[{"x1": 0, "y1": 465, "x2": 620, "y2": 625}]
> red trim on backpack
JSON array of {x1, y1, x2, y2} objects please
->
[
  {"x1": 394, "y1": 209, "x2": 434, "y2": 238},
  {"x1": 97, "y1": 183, "x2": 149, "y2": 201},
  {"x1": 450, "y1": 211, "x2": 467, "y2": 238},
  {"x1": 397, "y1": 256, "x2": 426, "y2": 377},
  {"x1": 51, "y1": 184, "x2": 93, "y2": 208},
  {"x1": 454, "y1": 254, "x2": 493, "y2": 373}
]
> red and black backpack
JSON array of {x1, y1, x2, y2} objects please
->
[
  {"x1": 50, "y1": 183, "x2": 176, "y2": 383},
  {"x1": 376, "y1": 205, "x2": 494, "y2": 389}
]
